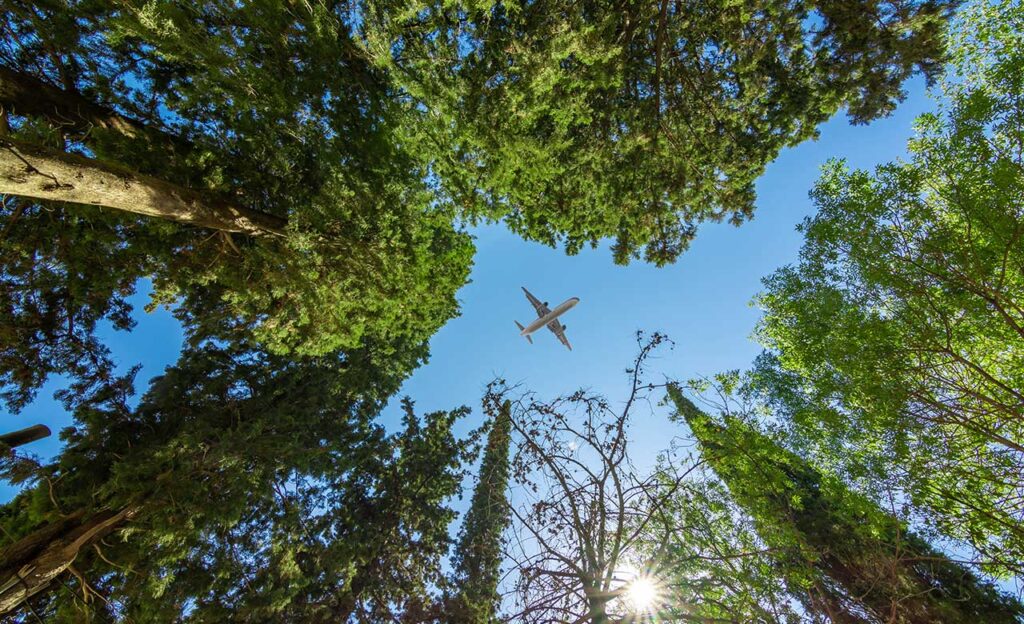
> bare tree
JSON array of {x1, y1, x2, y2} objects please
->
[{"x1": 495, "y1": 332, "x2": 695, "y2": 624}]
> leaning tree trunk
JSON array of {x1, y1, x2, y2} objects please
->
[
  {"x1": 0, "y1": 506, "x2": 137, "y2": 615},
  {"x1": 0, "y1": 66, "x2": 187, "y2": 150},
  {"x1": 0, "y1": 138, "x2": 287, "y2": 236}
]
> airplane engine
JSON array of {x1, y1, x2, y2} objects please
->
[
  {"x1": 561, "y1": 324, "x2": 567, "y2": 331},
  {"x1": 544, "y1": 301, "x2": 549, "y2": 307}
]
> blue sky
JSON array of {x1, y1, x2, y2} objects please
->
[
  {"x1": 1, "y1": 77, "x2": 934, "y2": 503},
  {"x1": 380, "y1": 76, "x2": 935, "y2": 457}
]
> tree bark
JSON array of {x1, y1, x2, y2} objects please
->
[
  {"x1": 0, "y1": 138, "x2": 287, "y2": 236},
  {"x1": 585, "y1": 585, "x2": 611, "y2": 624},
  {"x1": 0, "y1": 424, "x2": 50, "y2": 449},
  {"x1": 0, "y1": 506, "x2": 138, "y2": 615},
  {"x1": 0, "y1": 66, "x2": 175, "y2": 146}
]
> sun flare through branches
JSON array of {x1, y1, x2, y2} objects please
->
[{"x1": 625, "y1": 573, "x2": 662, "y2": 615}]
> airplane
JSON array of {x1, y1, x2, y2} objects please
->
[{"x1": 515, "y1": 286, "x2": 579, "y2": 351}]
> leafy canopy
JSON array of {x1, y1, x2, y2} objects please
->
[
  {"x1": 0, "y1": 337, "x2": 477, "y2": 622},
  {"x1": 1, "y1": 0, "x2": 473, "y2": 418},
  {"x1": 754, "y1": 0, "x2": 1024, "y2": 582},
  {"x1": 364, "y1": 0, "x2": 956, "y2": 264},
  {"x1": 670, "y1": 382, "x2": 1024, "y2": 623}
]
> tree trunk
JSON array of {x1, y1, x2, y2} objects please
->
[
  {"x1": 0, "y1": 424, "x2": 50, "y2": 449},
  {"x1": 0, "y1": 66, "x2": 179, "y2": 147},
  {"x1": 0, "y1": 138, "x2": 287, "y2": 236},
  {"x1": 585, "y1": 585, "x2": 611, "y2": 624},
  {"x1": 0, "y1": 506, "x2": 138, "y2": 615}
]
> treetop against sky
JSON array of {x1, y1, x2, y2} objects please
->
[{"x1": 3, "y1": 0, "x2": 1023, "y2": 620}]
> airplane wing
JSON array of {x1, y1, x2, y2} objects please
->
[
  {"x1": 547, "y1": 319, "x2": 572, "y2": 351},
  {"x1": 522, "y1": 287, "x2": 551, "y2": 316}
]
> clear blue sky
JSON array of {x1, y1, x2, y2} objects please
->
[
  {"x1": 380, "y1": 76, "x2": 934, "y2": 459},
  {"x1": 1, "y1": 77, "x2": 933, "y2": 503}
]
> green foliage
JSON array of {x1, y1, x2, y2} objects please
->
[
  {"x1": 150, "y1": 398, "x2": 477, "y2": 623},
  {"x1": 365, "y1": 0, "x2": 956, "y2": 264},
  {"x1": 449, "y1": 396, "x2": 513, "y2": 623},
  {"x1": 668, "y1": 384, "x2": 1024, "y2": 623},
  {"x1": 0, "y1": 0, "x2": 959, "y2": 411},
  {"x1": 1, "y1": 2, "x2": 478, "y2": 617},
  {"x1": 0, "y1": 0, "x2": 473, "y2": 415},
  {"x1": 0, "y1": 197, "x2": 158, "y2": 411},
  {"x1": 645, "y1": 465, "x2": 806, "y2": 623},
  {"x1": 754, "y1": 0, "x2": 1024, "y2": 581},
  {"x1": 1, "y1": 340, "x2": 476, "y2": 621}
]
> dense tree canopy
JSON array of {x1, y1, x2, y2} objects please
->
[
  {"x1": 8, "y1": 0, "x2": 1024, "y2": 622},
  {"x1": 0, "y1": 0, "x2": 473, "y2": 421},
  {"x1": 365, "y1": 0, "x2": 956, "y2": 264},
  {"x1": 669, "y1": 382, "x2": 1023, "y2": 623},
  {"x1": 0, "y1": 0, "x2": 960, "y2": 415},
  {"x1": 754, "y1": 0, "x2": 1024, "y2": 583},
  {"x1": 0, "y1": 338, "x2": 476, "y2": 620}
]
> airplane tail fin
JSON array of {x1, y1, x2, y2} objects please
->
[{"x1": 515, "y1": 321, "x2": 533, "y2": 344}]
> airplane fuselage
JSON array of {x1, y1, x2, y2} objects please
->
[{"x1": 520, "y1": 298, "x2": 580, "y2": 336}]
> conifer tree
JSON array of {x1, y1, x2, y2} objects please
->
[
  {"x1": 0, "y1": 0, "x2": 473, "y2": 385},
  {"x1": 1, "y1": 0, "x2": 960, "y2": 410},
  {"x1": 366, "y1": 0, "x2": 957, "y2": 264},
  {"x1": 448, "y1": 396, "x2": 513, "y2": 623},
  {"x1": 667, "y1": 385, "x2": 1024, "y2": 624},
  {"x1": 0, "y1": 339, "x2": 475, "y2": 619}
]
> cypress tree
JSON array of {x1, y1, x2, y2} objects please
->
[
  {"x1": 0, "y1": 340, "x2": 474, "y2": 620},
  {"x1": 367, "y1": 0, "x2": 957, "y2": 265},
  {"x1": 448, "y1": 399, "x2": 513, "y2": 623},
  {"x1": 667, "y1": 385, "x2": 1024, "y2": 624}
]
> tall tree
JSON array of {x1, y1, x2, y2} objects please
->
[
  {"x1": 641, "y1": 461, "x2": 808, "y2": 623},
  {"x1": 754, "y1": 0, "x2": 1024, "y2": 581},
  {"x1": 0, "y1": 4, "x2": 474, "y2": 618},
  {"x1": 448, "y1": 394, "x2": 513, "y2": 624},
  {"x1": 0, "y1": 0, "x2": 473, "y2": 388},
  {"x1": 144, "y1": 399, "x2": 477, "y2": 624},
  {"x1": 498, "y1": 333, "x2": 692, "y2": 624},
  {"x1": 366, "y1": 0, "x2": 957, "y2": 264},
  {"x1": 0, "y1": 338, "x2": 475, "y2": 620},
  {"x1": 668, "y1": 383, "x2": 1024, "y2": 624}
]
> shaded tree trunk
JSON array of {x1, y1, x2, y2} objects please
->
[
  {"x1": 0, "y1": 66, "x2": 182, "y2": 148},
  {"x1": 0, "y1": 425, "x2": 50, "y2": 449},
  {"x1": 0, "y1": 138, "x2": 286, "y2": 236},
  {"x1": 0, "y1": 506, "x2": 137, "y2": 615},
  {"x1": 585, "y1": 587, "x2": 611, "y2": 624}
]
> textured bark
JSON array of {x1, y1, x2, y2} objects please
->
[
  {"x1": 0, "y1": 66, "x2": 172, "y2": 145},
  {"x1": 0, "y1": 506, "x2": 138, "y2": 615},
  {"x1": 0, "y1": 138, "x2": 287, "y2": 236}
]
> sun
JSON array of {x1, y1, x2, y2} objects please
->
[{"x1": 625, "y1": 574, "x2": 661, "y2": 613}]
